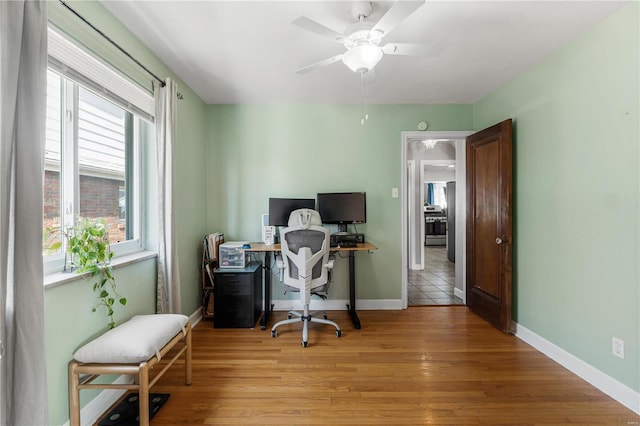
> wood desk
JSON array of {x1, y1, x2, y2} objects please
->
[{"x1": 246, "y1": 242, "x2": 377, "y2": 330}]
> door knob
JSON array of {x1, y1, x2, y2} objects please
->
[{"x1": 496, "y1": 237, "x2": 503, "y2": 245}]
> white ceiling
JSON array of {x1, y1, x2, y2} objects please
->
[{"x1": 101, "y1": 0, "x2": 627, "y2": 105}]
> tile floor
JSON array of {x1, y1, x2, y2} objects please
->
[{"x1": 408, "y1": 246, "x2": 463, "y2": 306}]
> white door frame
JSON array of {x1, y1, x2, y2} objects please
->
[
  {"x1": 407, "y1": 160, "x2": 417, "y2": 269},
  {"x1": 400, "y1": 131, "x2": 473, "y2": 308}
]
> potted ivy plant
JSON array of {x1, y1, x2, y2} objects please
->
[{"x1": 64, "y1": 218, "x2": 127, "y2": 329}]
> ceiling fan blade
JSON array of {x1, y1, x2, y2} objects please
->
[
  {"x1": 295, "y1": 54, "x2": 344, "y2": 74},
  {"x1": 382, "y1": 42, "x2": 441, "y2": 57},
  {"x1": 371, "y1": 0, "x2": 425, "y2": 38},
  {"x1": 292, "y1": 17, "x2": 345, "y2": 43}
]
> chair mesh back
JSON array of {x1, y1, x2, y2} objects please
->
[{"x1": 284, "y1": 230, "x2": 326, "y2": 280}]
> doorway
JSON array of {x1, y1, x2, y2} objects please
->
[
  {"x1": 409, "y1": 162, "x2": 459, "y2": 306},
  {"x1": 409, "y1": 245, "x2": 458, "y2": 305},
  {"x1": 400, "y1": 131, "x2": 473, "y2": 308}
]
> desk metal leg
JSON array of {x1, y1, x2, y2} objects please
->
[
  {"x1": 260, "y1": 251, "x2": 273, "y2": 330},
  {"x1": 346, "y1": 250, "x2": 361, "y2": 329}
]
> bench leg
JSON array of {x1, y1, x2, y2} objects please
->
[
  {"x1": 139, "y1": 362, "x2": 150, "y2": 426},
  {"x1": 186, "y1": 323, "x2": 192, "y2": 385},
  {"x1": 68, "y1": 361, "x2": 81, "y2": 426}
]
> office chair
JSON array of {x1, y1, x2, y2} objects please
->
[{"x1": 271, "y1": 208, "x2": 341, "y2": 347}]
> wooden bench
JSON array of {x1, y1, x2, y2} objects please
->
[{"x1": 68, "y1": 314, "x2": 192, "y2": 426}]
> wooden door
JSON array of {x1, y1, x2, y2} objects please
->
[{"x1": 466, "y1": 119, "x2": 513, "y2": 333}]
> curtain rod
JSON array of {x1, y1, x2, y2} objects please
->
[{"x1": 58, "y1": 0, "x2": 184, "y2": 99}]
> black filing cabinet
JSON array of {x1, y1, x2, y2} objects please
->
[{"x1": 213, "y1": 262, "x2": 262, "y2": 328}]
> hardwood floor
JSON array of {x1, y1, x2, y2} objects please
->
[{"x1": 150, "y1": 307, "x2": 638, "y2": 425}]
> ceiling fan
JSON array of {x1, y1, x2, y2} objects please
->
[{"x1": 293, "y1": 0, "x2": 435, "y2": 75}]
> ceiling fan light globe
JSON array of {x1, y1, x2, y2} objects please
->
[{"x1": 342, "y1": 44, "x2": 383, "y2": 73}]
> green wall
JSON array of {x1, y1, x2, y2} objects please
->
[
  {"x1": 207, "y1": 104, "x2": 473, "y2": 300},
  {"x1": 46, "y1": 1, "x2": 209, "y2": 424},
  {"x1": 474, "y1": 2, "x2": 639, "y2": 392}
]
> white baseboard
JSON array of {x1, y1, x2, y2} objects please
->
[
  {"x1": 410, "y1": 263, "x2": 423, "y2": 271},
  {"x1": 189, "y1": 307, "x2": 202, "y2": 327},
  {"x1": 62, "y1": 375, "x2": 134, "y2": 426},
  {"x1": 272, "y1": 298, "x2": 403, "y2": 311},
  {"x1": 454, "y1": 287, "x2": 464, "y2": 300},
  {"x1": 514, "y1": 321, "x2": 640, "y2": 415}
]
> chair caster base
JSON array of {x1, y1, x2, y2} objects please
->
[
  {"x1": 336, "y1": 330, "x2": 342, "y2": 338},
  {"x1": 302, "y1": 341, "x2": 308, "y2": 347}
]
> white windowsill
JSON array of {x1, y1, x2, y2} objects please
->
[{"x1": 44, "y1": 250, "x2": 157, "y2": 289}]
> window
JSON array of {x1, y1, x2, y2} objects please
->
[
  {"x1": 425, "y1": 182, "x2": 447, "y2": 209},
  {"x1": 43, "y1": 27, "x2": 155, "y2": 274},
  {"x1": 77, "y1": 85, "x2": 129, "y2": 243},
  {"x1": 433, "y1": 182, "x2": 447, "y2": 209}
]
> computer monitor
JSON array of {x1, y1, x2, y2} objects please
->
[
  {"x1": 268, "y1": 198, "x2": 316, "y2": 226},
  {"x1": 316, "y1": 192, "x2": 366, "y2": 233}
]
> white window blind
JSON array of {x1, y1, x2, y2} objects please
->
[{"x1": 47, "y1": 26, "x2": 155, "y2": 121}]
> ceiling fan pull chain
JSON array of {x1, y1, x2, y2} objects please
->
[{"x1": 360, "y1": 72, "x2": 369, "y2": 125}]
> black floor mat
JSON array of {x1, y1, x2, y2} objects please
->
[{"x1": 98, "y1": 393, "x2": 169, "y2": 425}]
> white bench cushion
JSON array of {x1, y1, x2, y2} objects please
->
[{"x1": 73, "y1": 314, "x2": 189, "y2": 364}]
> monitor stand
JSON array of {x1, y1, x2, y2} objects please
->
[{"x1": 336, "y1": 224, "x2": 348, "y2": 234}]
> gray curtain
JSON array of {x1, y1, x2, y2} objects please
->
[
  {"x1": 0, "y1": 1, "x2": 49, "y2": 424},
  {"x1": 154, "y1": 78, "x2": 182, "y2": 314}
]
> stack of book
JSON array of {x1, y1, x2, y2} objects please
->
[
  {"x1": 203, "y1": 232, "x2": 224, "y2": 261},
  {"x1": 203, "y1": 232, "x2": 224, "y2": 317}
]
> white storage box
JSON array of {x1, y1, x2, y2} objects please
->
[{"x1": 219, "y1": 242, "x2": 249, "y2": 268}]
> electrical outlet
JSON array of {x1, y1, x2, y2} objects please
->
[
  {"x1": 392, "y1": 187, "x2": 399, "y2": 198},
  {"x1": 612, "y1": 337, "x2": 624, "y2": 359}
]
